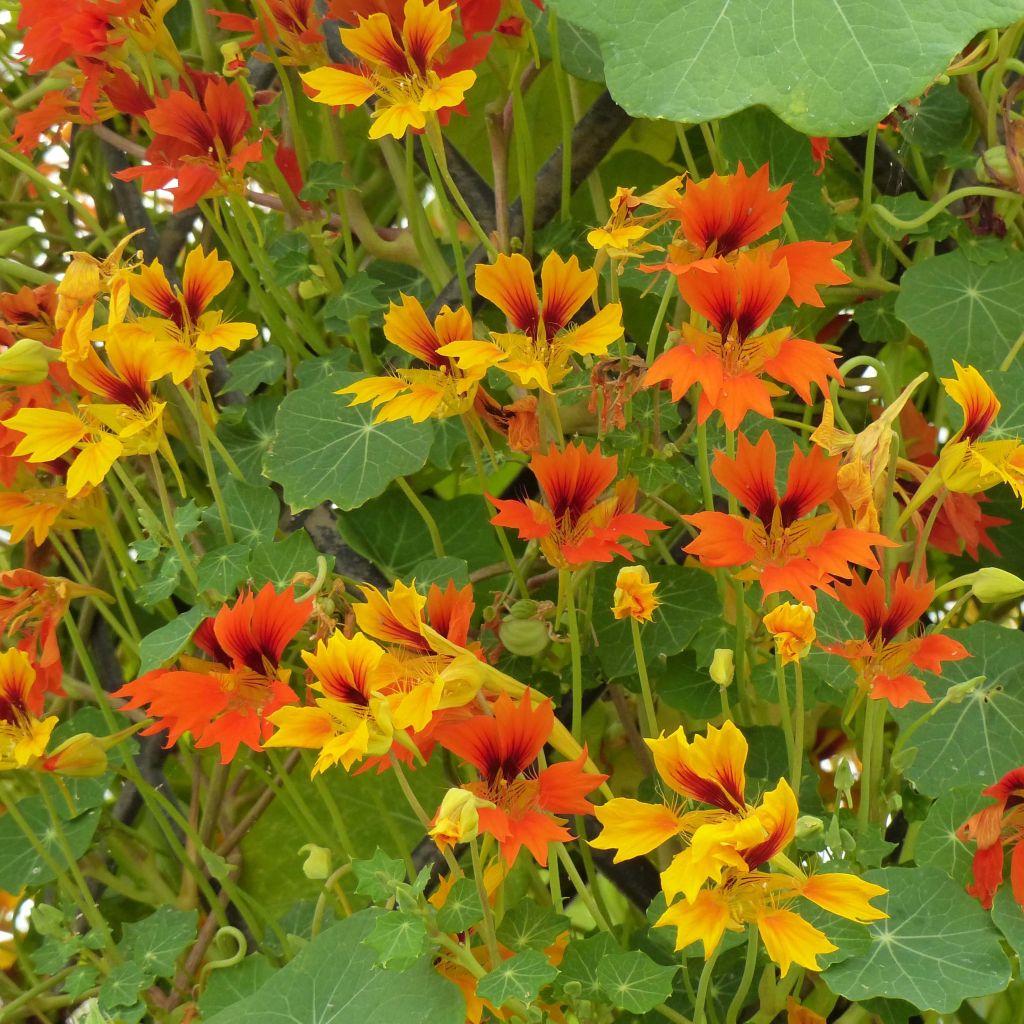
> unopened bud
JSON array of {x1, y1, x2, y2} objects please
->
[
  {"x1": 944, "y1": 675, "x2": 986, "y2": 704},
  {"x1": 300, "y1": 844, "x2": 331, "y2": 880},
  {"x1": 968, "y1": 568, "x2": 1024, "y2": 604},
  {"x1": 500, "y1": 617, "x2": 549, "y2": 657},
  {"x1": 41, "y1": 733, "x2": 108, "y2": 777},
  {"x1": 429, "y1": 788, "x2": 493, "y2": 848},
  {"x1": 795, "y1": 815, "x2": 824, "y2": 840},
  {"x1": 709, "y1": 648, "x2": 734, "y2": 688},
  {"x1": 833, "y1": 757, "x2": 857, "y2": 793},
  {"x1": 0, "y1": 338, "x2": 58, "y2": 384}
]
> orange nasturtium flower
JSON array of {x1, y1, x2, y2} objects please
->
[
  {"x1": 935, "y1": 363, "x2": 1024, "y2": 503},
  {"x1": 763, "y1": 603, "x2": 816, "y2": 664},
  {"x1": 439, "y1": 252, "x2": 624, "y2": 393},
  {"x1": 612, "y1": 565, "x2": 661, "y2": 622},
  {"x1": 655, "y1": 163, "x2": 851, "y2": 307},
  {"x1": 591, "y1": 721, "x2": 887, "y2": 975},
  {"x1": 338, "y1": 294, "x2": 486, "y2": 422},
  {"x1": 683, "y1": 431, "x2": 894, "y2": 607},
  {"x1": 115, "y1": 584, "x2": 313, "y2": 763},
  {"x1": 301, "y1": 0, "x2": 477, "y2": 140},
  {"x1": 126, "y1": 247, "x2": 257, "y2": 384},
  {"x1": 957, "y1": 767, "x2": 1024, "y2": 910},
  {"x1": 0, "y1": 569, "x2": 107, "y2": 706},
  {"x1": 644, "y1": 251, "x2": 842, "y2": 430},
  {"x1": 821, "y1": 572, "x2": 969, "y2": 707},
  {"x1": 211, "y1": 0, "x2": 325, "y2": 65},
  {"x1": 0, "y1": 475, "x2": 103, "y2": 547},
  {"x1": 115, "y1": 77, "x2": 264, "y2": 211},
  {"x1": 488, "y1": 442, "x2": 667, "y2": 570},
  {"x1": 435, "y1": 691, "x2": 606, "y2": 865}
]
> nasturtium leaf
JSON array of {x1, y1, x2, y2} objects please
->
[
  {"x1": 203, "y1": 911, "x2": 466, "y2": 1024},
  {"x1": 0, "y1": 798, "x2": 101, "y2": 891},
  {"x1": 892, "y1": 623, "x2": 1024, "y2": 797},
  {"x1": 206, "y1": 478, "x2": 280, "y2": 545},
  {"x1": 248, "y1": 531, "x2": 319, "y2": 588},
  {"x1": 135, "y1": 551, "x2": 181, "y2": 608},
  {"x1": 217, "y1": 394, "x2": 280, "y2": 482},
  {"x1": 913, "y1": 785, "x2": 984, "y2": 884},
  {"x1": 265, "y1": 372, "x2": 433, "y2": 512},
  {"x1": 365, "y1": 911, "x2": 432, "y2": 969},
  {"x1": 295, "y1": 350, "x2": 353, "y2": 386},
  {"x1": 99, "y1": 962, "x2": 150, "y2": 1012},
  {"x1": 991, "y1": 887, "x2": 1024, "y2": 957},
  {"x1": 322, "y1": 272, "x2": 385, "y2": 334},
  {"x1": 435, "y1": 878, "x2": 483, "y2": 933},
  {"x1": 476, "y1": 948, "x2": 558, "y2": 1006},
  {"x1": 555, "y1": 932, "x2": 619, "y2": 1000},
  {"x1": 197, "y1": 543, "x2": 251, "y2": 596},
  {"x1": 137, "y1": 606, "x2": 206, "y2": 673},
  {"x1": 353, "y1": 849, "x2": 408, "y2": 901},
  {"x1": 597, "y1": 951, "x2": 677, "y2": 1013},
  {"x1": 65, "y1": 965, "x2": 99, "y2": 1000},
  {"x1": 591, "y1": 564, "x2": 719, "y2": 679},
  {"x1": 198, "y1": 956, "x2": 276, "y2": 1019},
  {"x1": 496, "y1": 902, "x2": 567, "y2": 953},
  {"x1": 822, "y1": 866, "x2": 1011, "y2": 1012},
  {"x1": 405, "y1": 557, "x2": 470, "y2": 590},
  {"x1": 901, "y1": 84, "x2": 972, "y2": 156},
  {"x1": 299, "y1": 160, "x2": 358, "y2": 202},
  {"x1": 549, "y1": 0, "x2": 1024, "y2": 135},
  {"x1": 526, "y1": 5, "x2": 605, "y2": 81},
  {"x1": 222, "y1": 345, "x2": 285, "y2": 395},
  {"x1": 717, "y1": 108, "x2": 831, "y2": 240},
  {"x1": 895, "y1": 249, "x2": 1024, "y2": 431},
  {"x1": 118, "y1": 907, "x2": 198, "y2": 979},
  {"x1": 853, "y1": 295, "x2": 904, "y2": 344},
  {"x1": 267, "y1": 232, "x2": 312, "y2": 286},
  {"x1": 656, "y1": 651, "x2": 724, "y2": 721}
]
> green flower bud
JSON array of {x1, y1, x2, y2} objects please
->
[{"x1": 500, "y1": 617, "x2": 550, "y2": 657}]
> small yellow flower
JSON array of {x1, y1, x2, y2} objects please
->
[
  {"x1": 429, "y1": 788, "x2": 493, "y2": 848},
  {"x1": 612, "y1": 566, "x2": 660, "y2": 622},
  {"x1": 762, "y1": 603, "x2": 816, "y2": 664}
]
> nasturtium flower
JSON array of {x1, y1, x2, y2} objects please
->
[
  {"x1": 266, "y1": 631, "x2": 395, "y2": 773},
  {"x1": 644, "y1": 251, "x2": 842, "y2": 430},
  {"x1": 0, "y1": 569, "x2": 106, "y2": 706},
  {"x1": 0, "y1": 648, "x2": 57, "y2": 771},
  {"x1": 612, "y1": 565, "x2": 660, "y2": 622},
  {"x1": 821, "y1": 572, "x2": 969, "y2": 707},
  {"x1": 115, "y1": 584, "x2": 312, "y2": 763},
  {"x1": 211, "y1": 0, "x2": 325, "y2": 65},
  {"x1": 0, "y1": 475, "x2": 103, "y2": 546},
  {"x1": 587, "y1": 178, "x2": 683, "y2": 259},
  {"x1": 301, "y1": 0, "x2": 477, "y2": 140},
  {"x1": 488, "y1": 441, "x2": 666, "y2": 570},
  {"x1": 440, "y1": 251, "x2": 624, "y2": 393},
  {"x1": 429, "y1": 787, "x2": 493, "y2": 848},
  {"x1": 338, "y1": 294, "x2": 485, "y2": 422},
  {"x1": 763, "y1": 603, "x2": 816, "y2": 664},
  {"x1": 126, "y1": 247, "x2": 257, "y2": 383},
  {"x1": 436, "y1": 691, "x2": 606, "y2": 865},
  {"x1": 683, "y1": 431, "x2": 894, "y2": 607},
  {"x1": 115, "y1": 77, "x2": 264, "y2": 210},
  {"x1": 937, "y1": 362, "x2": 1024, "y2": 503},
  {"x1": 957, "y1": 767, "x2": 1024, "y2": 909}
]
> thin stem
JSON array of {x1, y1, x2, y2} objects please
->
[
  {"x1": 420, "y1": 135, "x2": 473, "y2": 307},
  {"x1": 470, "y1": 839, "x2": 501, "y2": 967},
  {"x1": 724, "y1": 927, "x2": 759, "y2": 1024},
  {"x1": 150, "y1": 454, "x2": 201, "y2": 590},
  {"x1": 395, "y1": 476, "x2": 445, "y2": 559},
  {"x1": 631, "y1": 617, "x2": 658, "y2": 737},
  {"x1": 553, "y1": 843, "x2": 611, "y2": 932},
  {"x1": 561, "y1": 569, "x2": 584, "y2": 742},
  {"x1": 774, "y1": 649, "x2": 795, "y2": 777},
  {"x1": 792, "y1": 661, "x2": 805, "y2": 796},
  {"x1": 857, "y1": 698, "x2": 886, "y2": 836},
  {"x1": 548, "y1": 11, "x2": 575, "y2": 222},
  {"x1": 692, "y1": 942, "x2": 722, "y2": 1024}
]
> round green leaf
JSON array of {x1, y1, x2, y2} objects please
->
[{"x1": 822, "y1": 866, "x2": 1011, "y2": 1012}]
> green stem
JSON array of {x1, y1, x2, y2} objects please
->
[
  {"x1": 420, "y1": 135, "x2": 473, "y2": 308},
  {"x1": 631, "y1": 617, "x2": 658, "y2": 737},
  {"x1": 470, "y1": 838, "x2": 502, "y2": 967},
  {"x1": 553, "y1": 843, "x2": 611, "y2": 932},
  {"x1": 396, "y1": 476, "x2": 445, "y2": 559},
  {"x1": 857, "y1": 699, "x2": 886, "y2": 836},
  {"x1": 561, "y1": 569, "x2": 584, "y2": 741},
  {"x1": 870, "y1": 186, "x2": 1019, "y2": 232},
  {"x1": 188, "y1": 0, "x2": 217, "y2": 68},
  {"x1": 775, "y1": 649, "x2": 795, "y2": 775},
  {"x1": 724, "y1": 927, "x2": 759, "y2": 1024},
  {"x1": 548, "y1": 11, "x2": 575, "y2": 222},
  {"x1": 792, "y1": 661, "x2": 805, "y2": 795},
  {"x1": 692, "y1": 942, "x2": 722, "y2": 1024},
  {"x1": 150, "y1": 455, "x2": 201, "y2": 590}
]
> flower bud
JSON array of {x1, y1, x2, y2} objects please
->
[
  {"x1": 944, "y1": 675, "x2": 986, "y2": 704},
  {"x1": 612, "y1": 566, "x2": 661, "y2": 623},
  {"x1": 429, "y1": 788, "x2": 493, "y2": 848},
  {"x1": 41, "y1": 733, "x2": 108, "y2": 777},
  {"x1": 0, "y1": 338, "x2": 59, "y2": 385},
  {"x1": 762, "y1": 603, "x2": 816, "y2": 664},
  {"x1": 709, "y1": 648, "x2": 734, "y2": 688},
  {"x1": 795, "y1": 815, "x2": 824, "y2": 840},
  {"x1": 300, "y1": 844, "x2": 332, "y2": 880},
  {"x1": 968, "y1": 568, "x2": 1024, "y2": 604}
]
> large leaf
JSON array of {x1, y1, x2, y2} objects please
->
[
  {"x1": 822, "y1": 866, "x2": 1011, "y2": 1012},
  {"x1": 892, "y1": 622, "x2": 1024, "y2": 797},
  {"x1": 895, "y1": 249, "x2": 1024, "y2": 433},
  {"x1": 264, "y1": 371, "x2": 433, "y2": 512},
  {"x1": 0, "y1": 797, "x2": 101, "y2": 891},
  {"x1": 204, "y1": 910, "x2": 464, "y2": 1024},
  {"x1": 549, "y1": 0, "x2": 1024, "y2": 134}
]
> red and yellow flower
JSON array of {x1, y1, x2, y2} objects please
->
[
  {"x1": 587, "y1": 178, "x2": 683, "y2": 260},
  {"x1": 821, "y1": 573, "x2": 969, "y2": 707},
  {"x1": 644, "y1": 251, "x2": 842, "y2": 430},
  {"x1": 612, "y1": 565, "x2": 660, "y2": 622},
  {"x1": 683, "y1": 431, "x2": 893, "y2": 606},
  {"x1": 763, "y1": 603, "x2": 816, "y2": 664},
  {"x1": 302, "y1": 0, "x2": 478, "y2": 140},
  {"x1": 339, "y1": 294, "x2": 485, "y2": 422},
  {"x1": 115, "y1": 77, "x2": 264, "y2": 210},
  {"x1": 440, "y1": 252, "x2": 623, "y2": 393},
  {"x1": 211, "y1": 0, "x2": 325, "y2": 65},
  {"x1": 115, "y1": 584, "x2": 312, "y2": 763},
  {"x1": 957, "y1": 767, "x2": 1024, "y2": 909},
  {"x1": 435, "y1": 690, "x2": 606, "y2": 865},
  {"x1": 0, "y1": 648, "x2": 57, "y2": 771},
  {"x1": 488, "y1": 442, "x2": 667, "y2": 570}
]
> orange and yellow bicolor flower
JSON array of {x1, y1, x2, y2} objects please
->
[
  {"x1": 339, "y1": 294, "x2": 485, "y2": 423},
  {"x1": 301, "y1": 0, "x2": 477, "y2": 140},
  {"x1": 440, "y1": 252, "x2": 624, "y2": 394},
  {"x1": 587, "y1": 177, "x2": 683, "y2": 260},
  {"x1": 0, "y1": 647, "x2": 57, "y2": 771},
  {"x1": 126, "y1": 246, "x2": 257, "y2": 384}
]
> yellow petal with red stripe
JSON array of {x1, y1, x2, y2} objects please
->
[
  {"x1": 591, "y1": 798, "x2": 681, "y2": 862},
  {"x1": 7, "y1": 408, "x2": 88, "y2": 463}
]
